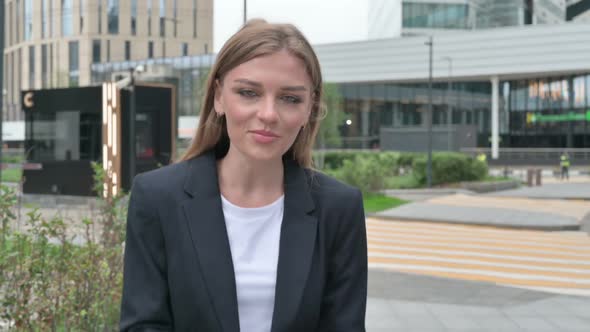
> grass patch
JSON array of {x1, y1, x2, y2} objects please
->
[
  {"x1": 363, "y1": 192, "x2": 408, "y2": 213},
  {"x1": 1, "y1": 169, "x2": 22, "y2": 183},
  {"x1": 384, "y1": 173, "x2": 422, "y2": 189},
  {"x1": 483, "y1": 175, "x2": 513, "y2": 182}
]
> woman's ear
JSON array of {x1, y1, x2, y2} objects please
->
[{"x1": 213, "y1": 79, "x2": 223, "y2": 116}]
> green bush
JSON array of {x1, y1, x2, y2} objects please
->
[
  {"x1": 0, "y1": 163, "x2": 126, "y2": 331},
  {"x1": 412, "y1": 152, "x2": 488, "y2": 186},
  {"x1": 326, "y1": 154, "x2": 390, "y2": 193}
]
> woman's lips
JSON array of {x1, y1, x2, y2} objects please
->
[{"x1": 250, "y1": 130, "x2": 280, "y2": 143}]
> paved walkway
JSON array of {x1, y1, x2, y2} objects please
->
[
  {"x1": 490, "y1": 182, "x2": 590, "y2": 200},
  {"x1": 367, "y1": 270, "x2": 590, "y2": 332}
]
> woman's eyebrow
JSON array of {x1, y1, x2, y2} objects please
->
[{"x1": 233, "y1": 78, "x2": 307, "y2": 92}]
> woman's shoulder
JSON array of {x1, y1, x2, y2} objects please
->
[{"x1": 133, "y1": 160, "x2": 191, "y2": 194}]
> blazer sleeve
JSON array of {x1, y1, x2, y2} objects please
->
[
  {"x1": 318, "y1": 189, "x2": 368, "y2": 332},
  {"x1": 120, "y1": 175, "x2": 173, "y2": 332}
]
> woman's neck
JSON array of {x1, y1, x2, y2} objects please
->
[{"x1": 217, "y1": 150, "x2": 284, "y2": 208}]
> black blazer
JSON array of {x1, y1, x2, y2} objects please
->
[{"x1": 120, "y1": 151, "x2": 368, "y2": 332}]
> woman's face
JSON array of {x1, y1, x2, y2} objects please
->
[{"x1": 214, "y1": 50, "x2": 313, "y2": 163}]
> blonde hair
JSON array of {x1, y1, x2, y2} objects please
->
[{"x1": 179, "y1": 19, "x2": 324, "y2": 168}]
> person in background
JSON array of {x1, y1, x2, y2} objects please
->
[
  {"x1": 120, "y1": 19, "x2": 368, "y2": 332},
  {"x1": 560, "y1": 151, "x2": 570, "y2": 181}
]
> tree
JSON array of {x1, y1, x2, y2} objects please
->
[{"x1": 318, "y1": 83, "x2": 345, "y2": 148}]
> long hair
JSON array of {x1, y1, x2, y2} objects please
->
[{"x1": 179, "y1": 19, "x2": 324, "y2": 168}]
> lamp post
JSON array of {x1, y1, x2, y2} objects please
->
[
  {"x1": 441, "y1": 56, "x2": 452, "y2": 151},
  {"x1": 425, "y1": 36, "x2": 433, "y2": 188},
  {"x1": 127, "y1": 65, "x2": 145, "y2": 184},
  {"x1": 244, "y1": 0, "x2": 247, "y2": 24}
]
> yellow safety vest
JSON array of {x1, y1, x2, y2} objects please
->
[{"x1": 560, "y1": 155, "x2": 570, "y2": 167}]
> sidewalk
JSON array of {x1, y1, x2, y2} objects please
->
[
  {"x1": 376, "y1": 181, "x2": 590, "y2": 231},
  {"x1": 367, "y1": 269, "x2": 590, "y2": 332}
]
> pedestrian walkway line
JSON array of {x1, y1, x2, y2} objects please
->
[
  {"x1": 368, "y1": 244, "x2": 590, "y2": 267},
  {"x1": 368, "y1": 248, "x2": 590, "y2": 273},
  {"x1": 366, "y1": 226, "x2": 590, "y2": 252},
  {"x1": 368, "y1": 254, "x2": 590, "y2": 278},
  {"x1": 368, "y1": 237, "x2": 590, "y2": 258},
  {"x1": 366, "y1": 218, "x2": 590, "y2": 295},
  {"x1": 367, "y1": 221, "x2": 590, "y2": 244},
  {"x1": 367, "y1": 218, "x2": 590, "y2": 240},
  {"x1": 426, "y1": 194, "x2": 590, "y2": 219},
  {"x1": 368, "y1": 263, "x2": 590, "y2": 289}
]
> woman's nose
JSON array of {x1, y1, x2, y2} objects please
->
[{"x1": 257, "y1": 98, "x2": 279, "y2": 123}]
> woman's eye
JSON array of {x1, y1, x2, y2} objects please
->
[
  {"x1": 238, "y1": 89, "x2": 258, "y2": 98},
  {"x1": 281, "y1": 95, "x2": 302, "y2": 104}
]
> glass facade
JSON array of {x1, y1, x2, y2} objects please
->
[
  {"x1": 61, "y1": 0, "x2": 73, "y2": 36},
  {"x1": 29, "y1": 46, "x2": 35, "y2": 89},
  {"x1": 108, "y1": 0, "x2": 119, "y2": 34},
  {"x1": 42, "y1": 44, "x2": 48, "y2": 88},
  {"x1": 80, "y1": 0, "x2": 85, "y2": 33},
  {"x1": 24, "y1": 0, "x2": 32, "y2": 40},
  {"x1": 503, "y1": 75, "x2": 590, "y2": 148},
  {"x1": 125, "y1": 41, "x2": 131, "y2": 60},
  {"x1": 131, "y1": 0, "x2": 138, "y2": 35},
  {"x1": 403, "y1": 2, "x2": 470, "y2": 29},
  {"x1": 92, "y1": 40, "x2": 101, "y2": 63},
  {"x1": 91, "y1": 54, "x2": 216, "y2": 116},
  {"x1": 69, "y1": 41, "x2": 79, "y2": 86},
  {"x1": 42, "y1": 0, "x2": 49, "y2": 38},
  {"x1": 160, "y1": 0, "x2": 166, "y2": 37}
]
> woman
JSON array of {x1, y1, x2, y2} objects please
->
[{"x1": 120, "y1": 19, "x2": 367, "y2": 332}]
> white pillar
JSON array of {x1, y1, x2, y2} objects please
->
[{"x1": 491, "y1": 76, "x2": 499, "y2": 159}]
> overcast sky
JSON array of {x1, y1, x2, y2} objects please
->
[{"x1": 213, "y1": 0, "x2": 368, "y2": 51}]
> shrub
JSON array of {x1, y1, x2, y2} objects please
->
[
  {"x1": 0, "y1": 163, "x2": 127, "y2": 331},
  {"x1": 412, "y1": 152, "x2": 488, "y2": 186},
  {"x1": 327, "y1": 154, "x2": 390, "y2": 193}
]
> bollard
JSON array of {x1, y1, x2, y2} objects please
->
[
  {"x1": 526, "y1": 168, "x2": 534, "y2": 187},
  {"x1": 535, "y1": 168, "x2": 542, "y2": 186}
]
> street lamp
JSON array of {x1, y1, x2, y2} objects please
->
[
  {"x1": 425, "y1": 36, "x2": 433, "y2": 188},
  {"x1": 244, "y1": 0, "x2": 247, "y2": 24},
  {"x1": 126, "y1": 65, "x2": 145, "y2": 184},
  {"x1": 441, "y1": 56, "x2": 453, "y2": 151}
]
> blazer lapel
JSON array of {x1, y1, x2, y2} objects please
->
[
  {"x1": 271, "y1": 159, "x2": 318, "y2": 332},
  {"x1": 181, "y1": 152, "x2": 240, "y2": 332}
]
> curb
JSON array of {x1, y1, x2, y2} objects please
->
[{"x1": 368, "y1": 213, "x2": 581, "y2": 232}]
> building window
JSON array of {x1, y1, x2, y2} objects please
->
[
  {"x1": 125, "y1": 41, "x2": 131, "y2": 60},
  {"x1": 29, "y1": 46, "x2": 35, "y2": 89},
  {"x1": 160, "y1": 0, "x2": 166, "y2": 37},
  {"x1": 42, "y1": 45, "x2": 48, "y2": 88},
  {"x1": 148, "y1": 0, "x2": 152, "y2": 36},
  {"x1": 148, "y1": 41, "x2": 154, "y2": 58},
  {"x1": 16, "y1": 0, "x2": 20, "y2": 43},
  {"x1": 98, "y1": 0, "x2": 102, "y2": 33},
  {"x1": 173, "y1": 0, "x2": 177, "y2": 37},
  {"x1": 92, "y1": 40, "x2": 101, "y2": 63},
  {"x1": 107, "y1": 0, "x2": 119, "y2": 34},
  {"x1": 49, "y1": 44, "x2": 54, "y2": 87},
  {"x1": 131, "y1": 0, "x2": 138, "y2": 35},
  {"x1": 106, "y1": 40, "x2": 111, "y2": 61},
  {"x1": 193, "y1": 0, "x2": 197, "y2": 38},
  {"x1": 24, "y1": 0, "x2": 32, "y2": 40},
  {"x1": 49, "y1": 0, "x2": 54, "y2": 37},
  {"x1": 69, "y1": 41, "x2": 80, "y2": 87},
  {"x1": 8, "y1": 2, "x2": 12, "y2": 45},
  {"x1": 42, "y1": 0, "x2": 49, "y2": 38},
  {"x1": 62, "y1": 0, "x2": 73, "y2": 36},
  {"x1": 182, "y1": 43, "x2": 188, "y2": 56},
  {"x1": 80, "y1": 0, "x2": 85, "y2": 33}
]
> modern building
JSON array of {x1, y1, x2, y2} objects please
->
[
  {"x1": 2, "y1": 0, "x2": 213, "y2": 122},
  {"x1": 94, "y1": 22, "x2": 590, "y2": 163},
  {"x1": 369, "y1": 0, "x2": 566, "y2": 39}
]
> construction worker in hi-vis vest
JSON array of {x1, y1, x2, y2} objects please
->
[{"x1": 560, "y1": 152, "x2": 570, "y2": 181}]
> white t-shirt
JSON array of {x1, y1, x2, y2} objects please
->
[{"x1": 221, "y1": 194, "x2": 284, "y2": 332}]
